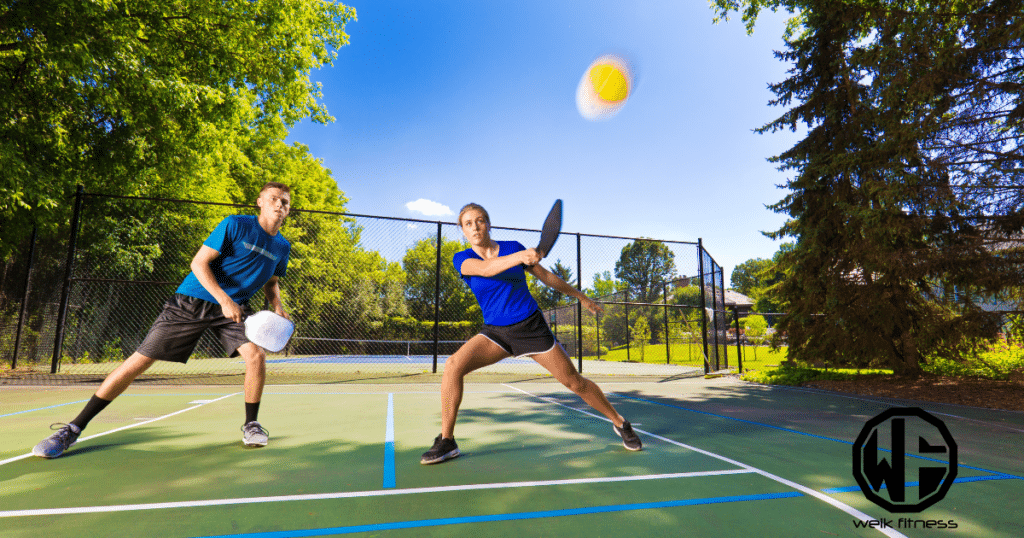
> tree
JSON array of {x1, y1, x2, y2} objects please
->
[
  {"x1": 731, "y1": 258, "x2": 773, "y2": 299},
  {"x1": 530, "y1": 260, "x2": 574, "y2": 310},
  {"x1": 711, "y1": 0, "x2": 1023, "y2": 374},
  {"x1": 614, "y1": 239, "x2": 677, "y2": 304},
  {"x1": 630, "y1": 314, "x2": 651, "y2": 362},
  {"x1": 731, "y1": 243, "x2": 793, "y2": 308},
  {"x1": 743, "y1": 315, "x2": 769, "y2": 362},
  {"x1": 0, "y1": 0, "x2": 357, "y2": 257},
  {"x1": 402, "y1": 237, "x2": 480, "y2": 323},
  {"x1": 589, "y1": 270, "x2": 626, "y2": 299}
]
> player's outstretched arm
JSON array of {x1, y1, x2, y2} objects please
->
[{"x1": 525, "y1": 263, "x2": 604, "y2": 315}]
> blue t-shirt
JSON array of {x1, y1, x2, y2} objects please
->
[
  {"x1": 177, "y1": 215, "x2": 290, "y2": 304},
  {"x1": 453, "y1": 240, "x2": 539, "y2": 326}
]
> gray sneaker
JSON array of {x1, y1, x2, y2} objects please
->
[
  {"x1": 613, "y1": 421, "x2": 643, "y2": 451},
  {"x1": 32, "y1": 423, "x2": 82, "y2": 458},
  {"x1": 242, "y1": 421, "x2": 269, "y2": 447}
]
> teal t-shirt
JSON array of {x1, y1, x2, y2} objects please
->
[
  {"x1": 176, "y1": 215, "x2": 290, "y2": 304},
  {"x1": 453, "y1": 240, "x2": 539, "y2": 326}
]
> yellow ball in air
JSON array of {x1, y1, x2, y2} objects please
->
[{"x1": 589, "y1": 63, "x2": 629, "y2": 103}]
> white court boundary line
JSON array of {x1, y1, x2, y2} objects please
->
[
  {"x1": 0, "y1": 469, "x2": 754, "y2": 518},
  {"x1": 502, "y1": 384, "x2": 910, "y2": 538},
  {"x1": 0, "y1": 392, "x2": 239, "y2": 467}
]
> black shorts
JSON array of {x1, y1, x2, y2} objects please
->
[
  {"x1": 136, "y1": 294, "x2": 254, "y2": 363},
  {"x1": 479, "y1": 310, "x2": 558, "y2": 357}
]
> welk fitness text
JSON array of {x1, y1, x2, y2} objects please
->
[{"x1": 854, "y1": 518, "x2": 958, "y2": 530}]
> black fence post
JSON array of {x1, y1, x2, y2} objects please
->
[
  {"x1": 52, "y1": 185, "x2": 85, "y2": 374},
  {"x1": 733, "y1": 306, "x2": 743, "y2": 373},
  {"x1": 698, "y1": 239, "x2": 709, "y2": 375},
  {"x1": 625, "y1": 289, "x2": 631, "y2": 363},
  {"x1": 663, "y1": 282, "x2": 670, "y2": 365},
  {"x1": 432, "y1": 222, "x2": 442, "y2": 373},
  {"x1": 576, "y1": 232, "x2": 583, "y2": 373},
  {"x1": 12, "y1": 225, "x2": 38, "y2": 369},
  {"x1": 709, "y1": 264, "x2": 721, "y2": 371}
]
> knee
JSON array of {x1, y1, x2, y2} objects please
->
[
  {"x1": 443, "y1": 354, "x2": 466, "y2": 375},
  {"x1": 243, "y1": 346, "x2": 266, "y2": 364},
  {"x1": 561, "y1": 373, "x2": 587, "y2": 394}
]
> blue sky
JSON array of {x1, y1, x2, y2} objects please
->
[{"x1": 285, "y1": 1, "x2": 802, "y2": 289}]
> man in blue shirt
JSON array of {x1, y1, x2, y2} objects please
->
[{"x1": 33, "y1": 183, "x2": 292, "y2": 458}]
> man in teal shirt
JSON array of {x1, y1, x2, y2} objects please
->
[{"x1": 33, "y1": 182, "x2": 292, "y2": 458}]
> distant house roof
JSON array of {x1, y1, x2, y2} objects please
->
[{"x1": 724, "y1": 289, "x2": 755, "y2": 308}]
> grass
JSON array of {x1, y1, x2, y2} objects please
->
[
  {"x1": 739, "y1": 340, "x2": 1024, "y2": 386},
  {"x1": 587, "y1": 342, "x2": 787, "y2": 372}
]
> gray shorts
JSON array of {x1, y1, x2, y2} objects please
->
[{"x1": 136, "y1": 294, "x2": 253, "y2": 363}]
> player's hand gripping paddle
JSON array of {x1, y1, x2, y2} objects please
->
[
  {"x1": 536, "y1": 199, "x2": 563, "y2": 259},
  {"x1": 244, "y1": 310, "x2": 295, "y2": 352}
]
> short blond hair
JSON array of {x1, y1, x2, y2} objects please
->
[{"x1": 458, "y1": 203, "x2": 490, "y2": 226}]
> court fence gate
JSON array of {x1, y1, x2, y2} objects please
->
[{"x1": 1, "y1": 188, "x2": 731, "y2": 383}]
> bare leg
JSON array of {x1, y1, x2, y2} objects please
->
[
  {"x1": 95, "y1": 352, "x2": 157, "y2": 400},
  {"x1": 530, "y1": 344, "x2": 625, "y2": 428},
  {"x1": 440, "y1": 335, "x2": 509, "y2": 439},
  {"x1": 237, "y1": 342, "x2": 266, "y2": 405}
]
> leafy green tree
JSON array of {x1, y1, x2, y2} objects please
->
[
  {"x1": 731, "y1": 258, "x2": 773, "y2": 299},
  {"x1": 402, "y1": 237, "x2": 480, "y2": 323},
  {"x1": 0, "y1": 0, "x2": 357, "y2": 258},
  {"x1": 614, "y1": 239, "x2": 677, "y2": 304},
  {"x1": 630, "y1": 314, "x2": 651, "y2": 361},
  {"x1": 743, "y1": 314, "x2": 769, "y2": 361},
  {"x1": 711, "y1": 0, "x2": 1023, "y2": 374},
  {"x1": 589, "y1": 271, "x2": 626, "y2": 299},
  {"x1": 530, "y1": 260, "x2": 574, "y2": 310}
]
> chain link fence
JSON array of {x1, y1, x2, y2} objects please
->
[{"x1": 2, "y1": 190, "x2": 728, "y2": 384}]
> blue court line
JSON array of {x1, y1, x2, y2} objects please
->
[
  {"x1": 822, "y1": 474, "x2": 1023, "y2": 494},
  {"x1": 0, "y1": 400, "x2": 89, "y2": 419},
  {"x1": 193, "y1": 491, "x2": 804, "y2": 538},
  {"x1": 614, "y1": 394, "x2": 1020, "y2": 477},
  {"x1": 383, "y1": 394, "x2": 396, "y2": 489}
]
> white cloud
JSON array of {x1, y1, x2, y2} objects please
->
[
  {"x1": 407, "y1": 223, "x2": 418, "y2": 230},
  {"x1": 405, "y1": 199, "x2": 453, "y2": 217}
]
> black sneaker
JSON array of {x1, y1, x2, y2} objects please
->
[
  {"x1": 420, "y1": 434, "x2": 460, "y2": 464},
  {"x1": 613, "y1": 421, "x2": 642, "y2": 451}
]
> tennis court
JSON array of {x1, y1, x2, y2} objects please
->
[{"x1": 2, "y1": 376, "x2": 1021, "y2": 537}]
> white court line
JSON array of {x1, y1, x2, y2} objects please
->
[
  {"x1": 0, "y1": 469, "x2": 753, "y2": 518},
  {"x1": 0, "y1": 392, "x2": 239, "y2": 467},
  {"x1": 503, "y1": 384, "x2": 909, "y2": 538}
]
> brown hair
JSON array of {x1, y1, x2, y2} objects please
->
[
  {"x1": 458, "y1": 203, "x2": 490, "y2": 226},
  {"x1": 259, "y1": 182, "x2": 291, "y2": 194}
]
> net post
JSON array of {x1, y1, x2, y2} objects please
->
[
  {"x1": 12, "y1": 224, "x2": 38, "y2": 369},
  {"x1": 432, "y1": 222, "x2": 442, "y2": 374},
  {"x1": 52, "y1": 185, "x2": 85, "y2": 374}
]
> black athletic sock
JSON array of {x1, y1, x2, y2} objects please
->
[
  {"x1": 245, "y1": 401, "x2": 260, "y2": 424},
  {"x1": 70, "y1": 395, "x2": 113, "y2": 430}
]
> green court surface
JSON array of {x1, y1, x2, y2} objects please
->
[{"x1": 1, "y1": 379, "x2": 1021, "y2": 537}]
